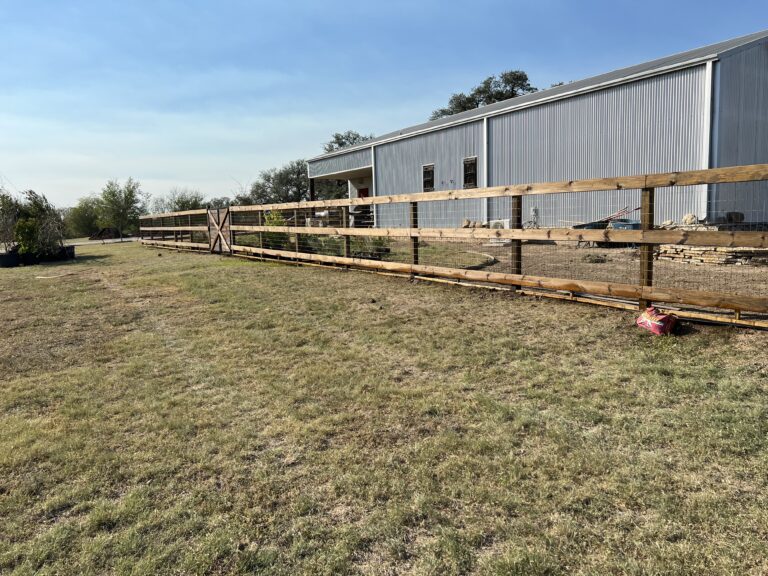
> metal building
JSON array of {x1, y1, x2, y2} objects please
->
[{"x1": 307, "y1": 30, "x2": 768, "y2": 228}]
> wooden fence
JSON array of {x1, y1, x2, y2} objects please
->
[{"x1": 139, "y1": 164, "x2": 768, "y2": 329}]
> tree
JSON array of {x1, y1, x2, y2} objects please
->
[
  {"x1": 235, "y1": 159, "x2": 352, "y2": 206},
  {"x1": 323, "y1": 130, "x2": 374, "y2": 153},
  {"x1": 430, "y1": 70, "x2": 537, "y2": 120},
  {"x1": 63, "y1": 196, "x2": 101, "y2": 238},
  {"x1": 232, "y1": 131, "x2": 375, "y2": 207},
  {"x1": 208, "y1": 196, "x2": 231, "y2": 209},
  {"x1": 99, "y1": 178, "x2": 146, "y2": 239},
  {"x1": 315, "y1": 179, "x2": 348, "y2": 201},
  {"x1": 152, "y1": 187, "x2": 206, "y2": 213},
  {"x1": 316, "y1": 131, "x2": 376, "y2": 201},
  {"x1": 149, "y1": 195, "x2": 168, "y2": 214},
  {"x1": 247, "y1": 159, "x2": 308, "y2": 204}
]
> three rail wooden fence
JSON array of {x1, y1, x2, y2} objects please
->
[{"x1": 140, "y1": 164, "x2": 768, "y2": 329}]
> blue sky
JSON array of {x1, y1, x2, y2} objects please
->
[{"x1": 0, "y1": 0, "x2": 765, "y2": 206}]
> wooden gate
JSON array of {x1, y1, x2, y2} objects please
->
[{"x1": 208, "y1": 208, "x2": 231, "y2": 253}]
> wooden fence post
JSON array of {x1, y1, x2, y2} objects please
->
[
  {"x1": 639, "y1": 187, "x2": 655, "y2": 309},
  {"x1": 207, "y1": 212, "x2": 213, "y2": 251},
  {"x1": 225, "y1": 208, "x2": 233, "y2": 254},
  {"x1": 511, "y1": 195, "x2": 523, "y2": 289},
  {"x1": 410, "y1": 201, "x2": 419, "y2": 265},
  {"x1": 294, "y1": 209, "x2": 299, "y2": 253},
  {"x1": 342, "y1": 206, "x2": 351, "y2": 258}
]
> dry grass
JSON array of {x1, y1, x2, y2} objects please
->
[{"x1": 1, "y1": 243, "x2": 768, "y2": 575}]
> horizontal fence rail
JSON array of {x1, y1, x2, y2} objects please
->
[
  {"x1": 140, "y1": 164, "x2": 768, "y2": 328},
  {"x1": 221, "y1": 225, "x2": 768, "y2": 249}
]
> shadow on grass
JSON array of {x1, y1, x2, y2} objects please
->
[
  {"x1": 674, "y1": 321, "x2": 702, "y2": 336},
  {"x1": 73, "y1": 254, "x2": 112, "y2": 263},
  {"x1": 26, "y1": 254, "x2": 113, "y2": 268}
]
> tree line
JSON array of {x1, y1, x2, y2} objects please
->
[
  {"x1": 60, "y1": 130, "x2": 375, "y2": 238},
  {"x1": 11, "y1": 68, "x2": 542, "y2": 242},
  {"x1": 1, "y1": 182, "x2": 146, "y2": 255}
]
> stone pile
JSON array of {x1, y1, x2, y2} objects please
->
[{"x1": 657, "y1": 245, "x2": 768, "y2": 266}]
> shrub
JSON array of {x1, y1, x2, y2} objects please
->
[
  {"x1": 263, "y1": 211, "x2": 291, "y2": 251},
  {"x1": 2, "y1": 190, "x2": 65, "y2": 256},
  {"x1": 350, "y1": 237, "x2": 391, "y2": 260},
  {"x1": 0, "y1": 191, "x2": 20, "y2": 253},
  {"x1": 303, "y1": 235, "x2": 343, "y2": 256},
  {"x1": 14, "y1": 218, "x2": 38, "y2": 254}
]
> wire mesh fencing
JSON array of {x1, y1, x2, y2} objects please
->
[{"x1": 139, "y1": 164, "x2": 768, "y2": 327}]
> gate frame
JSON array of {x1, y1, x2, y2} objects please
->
[{"x1": 208, "y1": 208, "x2": 232, "y2": 254}]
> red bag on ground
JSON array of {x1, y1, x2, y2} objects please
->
[{"x1": 636, "y1": 307, "x2": 677, "y2": 335}]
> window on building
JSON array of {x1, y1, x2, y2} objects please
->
[
  {"x1": 422, "y1": 164, "x2": 435, "y2": 192},
  {"x1": 463, "y1": 157, "x2": 478, "y2": 189}
]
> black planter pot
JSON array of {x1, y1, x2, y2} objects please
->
[
  {"x1": 0, "y1": 251, "x2": 20, "y2": 268},
  {"x1": 36, "y1": 246, "x2": 76, "y2": 263},
  {"x1": 0, "y1": 245, "x2": 75, "y2": 268}
]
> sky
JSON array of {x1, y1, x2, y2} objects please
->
[{"x1": 0, "y1": 0, "x2": 766, "y2": 206}]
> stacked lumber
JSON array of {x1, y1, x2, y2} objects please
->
[{"x1": 657, "y1": 245, "x2": 768, "y2": 266}]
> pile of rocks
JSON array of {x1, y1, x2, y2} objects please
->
[
  {"x1": 657, "y1": 245, "x2": 768, "y2": 266},
  {"x1": 656, "y1": 216, "x2": 768, "y2": 266}
]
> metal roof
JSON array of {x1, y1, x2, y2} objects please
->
[{"x1": 309, "y1": 29, "x2": 768, "y2": 163}]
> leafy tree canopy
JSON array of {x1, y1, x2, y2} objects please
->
[
  {"x1": 430, "y1": 70, "x2": 537, "y2": 120},
  {"x1": 99, "y1": 178, "x2": 147, "y2": 239},
  {"x1": 235, "y1": 159, "x2": 350, "y2": 206},
  {"x1": 63, "y1": 195, "x2": 101, "y2": 238},
  {"x1": 208, "y1": 196, "x2": 231, "y2": 209},
  {"x1": 151, "y1": 187, "x2": 207, "y2": 214},
  {"x1": 323, "y1": 131, "x2": 375, "y2": 153},
  {"x1": 248, "y1": 159, "x2": 308, "y2": 205}
]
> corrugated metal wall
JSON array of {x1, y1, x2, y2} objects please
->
[
  {"x1": 712, "y1": 39, "x2": 768, "y2": 222},
  {"x1": 487, "y1": 66, "x2": 710, "y2": 226},
  {"x1": 374, "y1": 122, "x2": 485, "y2": 227},
  {"x1": 307, "y1": 147, "x2": 372, "y2": 178}
]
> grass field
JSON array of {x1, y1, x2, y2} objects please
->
[{"x1": 2, "y1": 243, "x2": 768, "y2": 575}]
